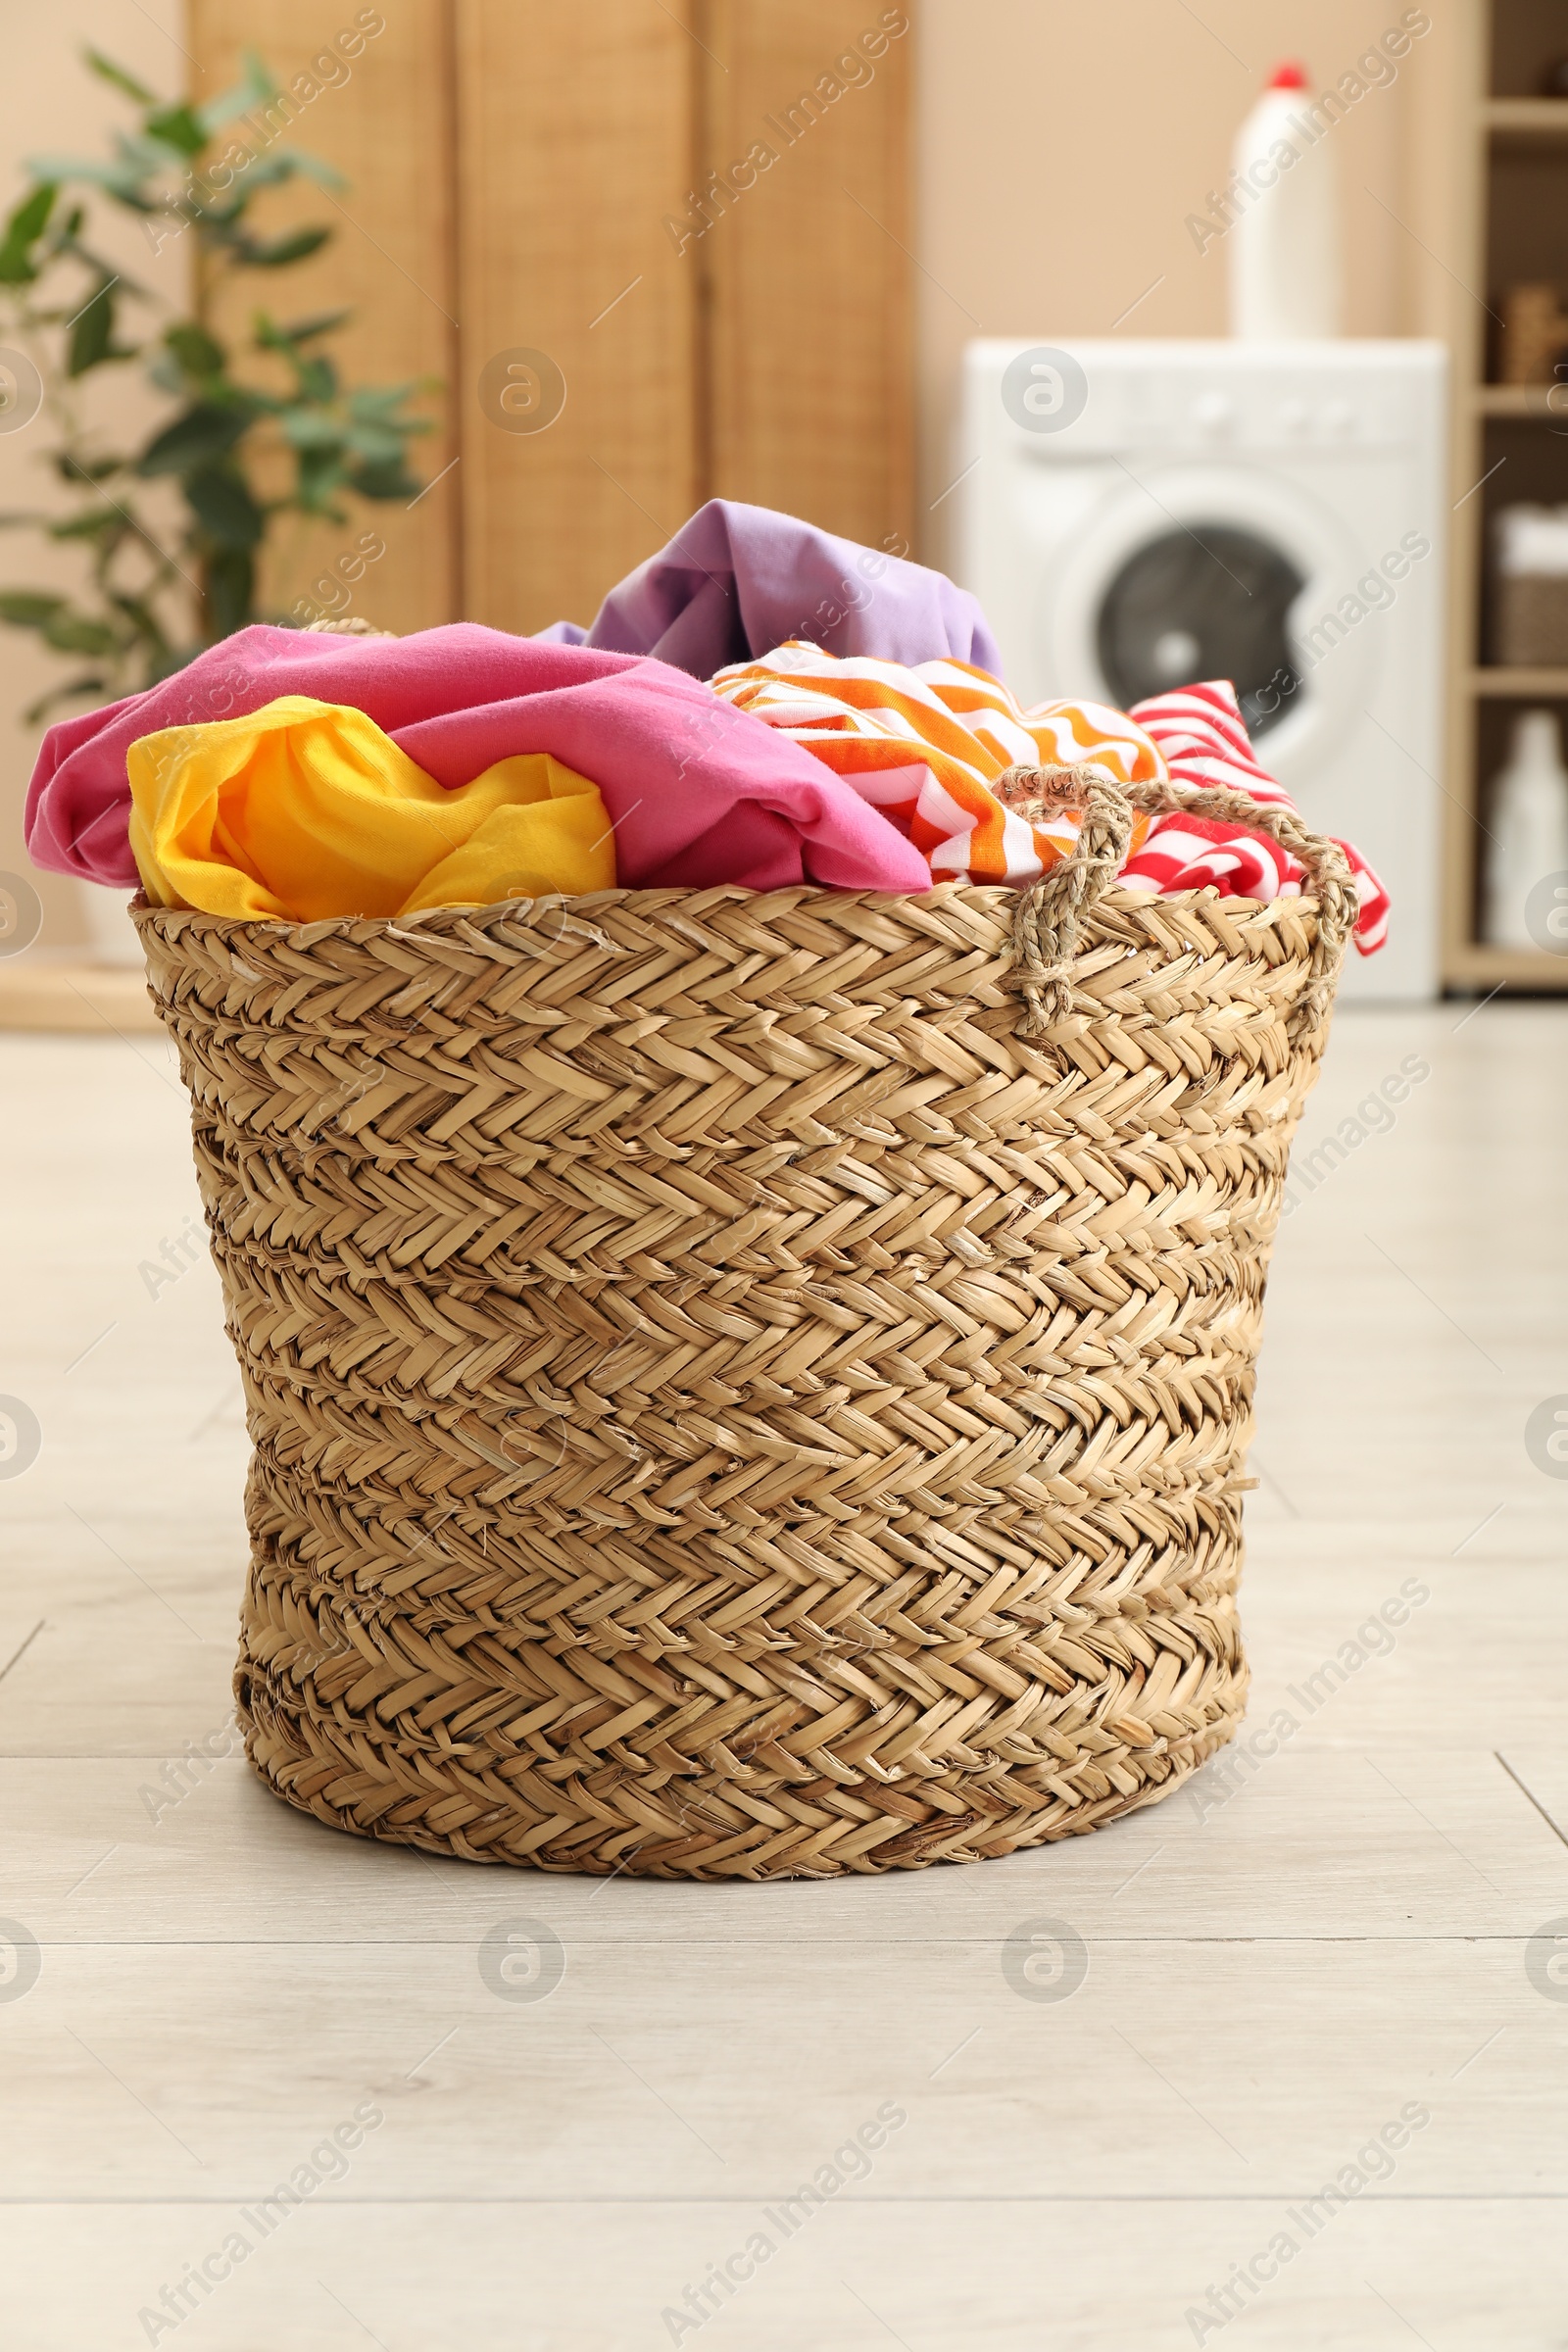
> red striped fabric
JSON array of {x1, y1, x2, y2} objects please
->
[{"x1": 1127, "y1": 682, "x2": 1390, "y2": 954}]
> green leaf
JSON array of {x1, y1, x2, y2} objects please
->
[
  {"x1": 345, "y1": 423, "x2": 406, "y2": 466},
  {"x1": 257, "y1": 308, "x2": 351, "y2": 350},
  {"x1": 26, "y1": 154, "x2": 150, "y2": 200},
  {"x1": 294, "y1": 446, "x2": 348, "y2": 511},
  {"x1": 106, "y1": 591, "x2": 174, "y2": 657},
  {"x1": 184, "y1": 465, "x2": 263, "y2": 550},
  {"x1": 194, "y1": 54, "x2": 276, "y2": 138},
  {"x1": 0, "y1": 182, "x2": 57, "y2": 284},
  {"x1": 350, "y1": 458, "x2": 421, "y2": 502},
  {"x1": 137, "y1": 403, "x2": 250, "y2": 475},
  {"x1": 42, "y1": 609, "x2": 119, "y2": 656},
  {"x1": 165, "y1": 322, "x2": 225, "y2": 378},
  {"x1": 292, "y1": 355, "x2": 338, "y2": 406},
  {"x1": 238, "y1": 151, "x2": 346, "y2": 199},
  {"x1": 144, "y1": 103, "x2": 207, "y2": 159},
  {"x1": 48, "y1": 511, "x2": 126, "y2": 543},
  {"x1": 106, "y1": 130, "x2": 182, "y2": 185},
  {"x1": 204, "y1": 544, "x2": 256, "y2": 639},
  {"x1": 279, "y1": 410, "x2": 345, "y2": 452},
  {"x1": 232, "y1": 225, "x2": 330, "y2": 270},
  {"x1": 67, "y1": 278, "x2": 120, "y2": 376},
  {"x1": 57, "y1": 451, "x2": 124, "y2": 484},
  {"x1": 113, "y1": 130, "x2": 187, "y2": 178},
  {"x1": 0, "y1": 591, "x2": 66, "y2": 628},
  {"x1": 347, "y1": 382, "x2": 421, "y2": 419},
  {"x1": 84, "y1": 50, "x2": 157, "y2": 106}
]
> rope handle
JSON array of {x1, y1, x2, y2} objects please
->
[{"x1": 996, "y1": 761, "x2": 1359, "y2": 1043}]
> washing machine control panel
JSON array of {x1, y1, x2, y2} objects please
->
[
  {"x1": 1016, "y1": 360, "x2": 1410, "y2": 454},
  {"x1": 1129, "y1": 383, "x2": 1392, "y2": 451},
  {"x1": 1279, "y1": 394, "x2": 1360, "y2": 439},
  {"x1": 1191, "y1": 391, "x2": 1235, "y2": 437}
]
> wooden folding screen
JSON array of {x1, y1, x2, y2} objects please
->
[
  {"x1": 188, "y1": 0, "x2": 912, "y2": 634},
  {"x1": 187, "y1": 1, "x2": 461, "y2": 637},
  {"x1": 704, "y1": 1, "x2": 913, "y2": 555}
]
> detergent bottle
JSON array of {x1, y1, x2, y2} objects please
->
[
  {"x1": 1230, "y1": 62, "x2": 1344, "y2": 339},
  {"x1": 1484, "y1": 708, "x2": 1568, "y2": 951}
]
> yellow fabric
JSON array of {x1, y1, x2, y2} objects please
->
[{"x1": 126, "y1": 695, "x2": 615, "y2": 920}]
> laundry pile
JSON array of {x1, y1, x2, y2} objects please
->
[
  {"x1": 24, "y1": 499, "x2": 1388, "y2": 952},
  {"x1": 709, "y1": 643, "x2": 1389, "y2": 945}
]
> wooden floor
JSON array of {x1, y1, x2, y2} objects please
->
[{"x1": 3, "y1": 1002, "x2": 1566, "y2": 2350}]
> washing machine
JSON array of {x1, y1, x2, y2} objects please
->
[{"x1": 956, "y1": 340, "x2": 1447, "y2": 1001}]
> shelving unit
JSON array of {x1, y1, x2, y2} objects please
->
[
  {"x1": 1469, "y1": 384, "x2": 1568, "y2": 416},
  {"x1": 1433, "y1": 2, "x2": 1568, "y2": 988},
  {"x1": 1469, "y1": 665, "x2": 1568, "y2": 694},
  {"x1": 1482, "y1": 96, "x2": 1568, "y2": 131}
]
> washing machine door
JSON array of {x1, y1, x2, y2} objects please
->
[{"x1": 1039, "y1": 464, "x2": 1373, "y2": 779}]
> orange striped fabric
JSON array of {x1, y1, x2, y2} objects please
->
[{"x1": 710, "y1": 644, "x2": 1162, "y2": 885}]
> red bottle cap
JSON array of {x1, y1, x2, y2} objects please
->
[{"x1": 1268, "y1": 60, "x2": 1308, "y2": 88}]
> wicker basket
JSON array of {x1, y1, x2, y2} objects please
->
[{"x1": 132, "y1": 768, "x2": 1355, "y2": 1879}]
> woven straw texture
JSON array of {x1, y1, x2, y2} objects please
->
[{"x1": 133, "y1": 787, "x2": 1347, "y2": 1879}]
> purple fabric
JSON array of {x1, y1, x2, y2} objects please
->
[
  {"x1": 24, "y1": 623, "x2": 932, "y2": 895},
  {"x1": 535, "y1": 499, "x2": 1004, "y2": 678}
]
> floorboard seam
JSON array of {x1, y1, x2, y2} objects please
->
[
  {"x1": 1493, "y1": 1751, "x2": 1568, "y2": 1851},
  {"x1": 0, "y1": 1619, "x2": 46, "y2": 1688}
]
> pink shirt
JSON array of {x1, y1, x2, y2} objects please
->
[{"x1": 24, "y1": 623, "x2": 932, "y2": 896}]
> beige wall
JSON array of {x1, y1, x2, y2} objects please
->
[
  {"x1": 0, "y1": 0, "x2": 188, "y2": 951},
  {"x1": 914, "y1": 0, "x2": 1455, "y2": 560}
]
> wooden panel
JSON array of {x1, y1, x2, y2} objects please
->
[
  {"x1": 186, "y1": 4, "x2": 910, "y2": 635},
  {"x1": 187, "y1": 1, "x2": 459, "y2": 636},
  {"x1": 704, "y1": 0, "x2": 912, "y2": 547},
  {"x1": 0, "y1": 1927, "x2": 1561, "y2": 2195},
  {"x1": 10, "y1": 2202, "x2": 1568, "y2": 2352},
  {"x1": 5, "y1": 1744, "x2": 1566, "y2": 1942},
  {"x1": 454, "y1": 0, "x2": 701, "y2": 633}
]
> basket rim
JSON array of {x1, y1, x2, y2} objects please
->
[{"x1": 128, "y1": 877, "x2": 1325, "y2": 951}]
